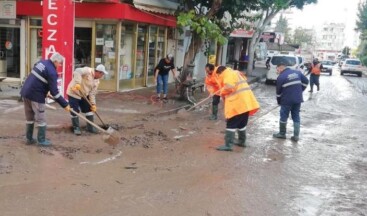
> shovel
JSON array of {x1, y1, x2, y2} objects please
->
[
  {"x1": 70, "y1": 109, "x2": 120, "y2": 146},
  {"x1": 77, "y1": 90, "x2": 112, "y2": 130}
]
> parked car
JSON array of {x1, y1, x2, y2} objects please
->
[
  {"x1": 340, "y1": 59, "x2": 363, "y2": 77},
  {"x1": 320, "y1": 60, "x2": 333, "y2": 75},
  {"x1": 265, "y1": 54, "x2": 300, "y2": 84}
]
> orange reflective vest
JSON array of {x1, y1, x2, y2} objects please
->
[
  {"x1": 205, "y1": 71, "x2": 220, "y2": 95},
  {"x1": 311, "y1": 63, "x2": 321, "y2": 75},
  {"x1": 214, "y1": 68, "x2": 260, "y2": 119}
]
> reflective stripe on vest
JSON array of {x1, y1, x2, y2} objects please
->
[
  {"x1": 282, "y1": 80, "x2": 302, "y2": 88},
  {"x1": 31, "y1": 70, "x2": 48, "y2": 84},
  {"x1": 227, "y1": 86, "x2": 251, "y2": 98}
]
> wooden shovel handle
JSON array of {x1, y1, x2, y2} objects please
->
[{"x1": 70, "y1": 109, "x2": 109, "y2": 135}]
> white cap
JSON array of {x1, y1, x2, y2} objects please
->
[
  {"x1": 95, "y1": 64, "x2": 108, "y2": 75},
  {"x1": 167, "y1": 53, "x2": 174, "y2": 60}
]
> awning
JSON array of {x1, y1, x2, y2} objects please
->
[{"x1": 133, "y1": 0, "x2": 179, "y2": 15}]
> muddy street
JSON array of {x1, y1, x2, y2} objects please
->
[{"x1": 0, "y1": 69, "x2": 367, "y2": 216}]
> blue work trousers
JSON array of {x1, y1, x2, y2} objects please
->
[{"x1": 280, "y1": 103, "x2": 301, "y2": 124}]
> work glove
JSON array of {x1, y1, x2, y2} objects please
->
[
  {"x1": 90, "y1": 105, "x2": 97, "y2": 112},
  {"x1": 72, "y1": 84, "x2": 81, "y2": 92},
  {"x1": 64, "y1": 105, "x2": 71, "y2": 112}
]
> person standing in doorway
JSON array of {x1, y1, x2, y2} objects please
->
[
  {"x1": 273, "y1": 61, "x2": 309, "y2": 141},
  {"x1": 154, "y1": 54, "x2": 177, "y2": 102},
  {"x1": 204, "y1": 63, "x2": 221, "y2": 120},
  {"x1": 20, "y1": 52, "x2": 71, "y2": 146},
  {"x1": 214, "y1": 66, "x2": 260, "y2": 151},
  {"x1": 307, "y1": 58, "x2": 323, "y2": 92},
  {"x1": 66, "y1": 64, "x2": 108, "y2": 135}
]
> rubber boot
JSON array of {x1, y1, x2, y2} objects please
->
[
  {"x1": 291, "y1": 122, "x2": 300, "y2": 142},
  {"x1": 317, "y1": 85, "x2": 320, "y2": 91},
  {"x1": 234, "y1": 130, "x2": 247, "y2": 147},
  {"x1": 216, "y1": 130, "x2": 235, "y2": 151},
  {"x1": 273, "y1": 122, "x2": 287, "y2": 139},
  {"x1": 209, "y1": 105, "x2": 218, "y2": 120},
  {"x1": 26, "y1": 123, "x2": 37, "y2": 145},
  {"x1": 71, "y1": 117, "x2": 82, "y2": 135},
  {"x1": 86, "y1": 115, "x2": 98, "y2": 133},
  {"x1": 37, "y1": 126, "x2": 52, "y2": 146}
]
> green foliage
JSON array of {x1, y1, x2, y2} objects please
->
[
  {"x1": 360, "y1": 55, "x2": 367, "y2": 66},
  {"x1": 356, "y1": 1, "x2": 367, "y2": 32},
  {"x1": 274, "y1": 14, "x2": 292, "y2": 42},
  {"x1": 291, "y1": 27, "x2": 315, "y2": 45},
  {"x1": 177, "y1": 10, "x2": 227, "y2": 45}
]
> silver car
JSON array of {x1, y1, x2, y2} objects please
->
[{"x1": 341, "y1": 59, "x2": 363, "y2": 77}]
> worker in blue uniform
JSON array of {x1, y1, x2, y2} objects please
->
[
  {"x1": 273, "y1": 60, "x2": 309, "y2": 142},
  {"x1": 20, "y1": 52, "x2": 70, "y2": 146}
]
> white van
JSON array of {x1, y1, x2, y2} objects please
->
[{"x1": 265, "y1": 54, "x2": 301, "y2": 84}]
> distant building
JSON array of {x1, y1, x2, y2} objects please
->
[{"x1": 316, "y1": 23, "x2": 346, "y2": 61}]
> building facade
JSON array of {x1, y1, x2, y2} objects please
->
[
  {"x1": 316, "y1": 23, "x2": 345, "y2": 60},
  {"x1": 0, "y1": 0, "x2": 180, "y2": 92}
]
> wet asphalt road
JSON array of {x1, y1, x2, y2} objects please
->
[
  {"x1": 243, "y1": 66, "x2": 367, "y2": 215},
  {"x1": 0, "y1": 66, "x2": 366, "y2": 216}
]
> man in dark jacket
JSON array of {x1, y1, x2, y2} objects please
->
[
  {"x1": 273, "y1": 61, "x2": 309, "y2": 141},
  {"x1": 20, "y1": 52, "x2": 70, "y2": 146}
]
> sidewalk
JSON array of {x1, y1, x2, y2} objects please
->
[{"x1": 0, "y1": 66, "x2": 267, "y2": 104}]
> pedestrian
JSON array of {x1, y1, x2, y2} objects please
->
[
  {"x1": 214, "y1": 66, "x2": 260, "y2": 151},
  {"x1": 66, "y1": 64, "x2": 108, "y2": 135},
  {"x1": 20, "y1": 52, "x2": 71, "y2": 146},
  {"x1": 154, "y1": 54, "x2": 177, "y2": 102},
  {"x1": 307, "y1": 58, "x2": 322, "y2": 92},
  {"x1": 204, "y1": 63, "x2": 220, "y2": 120},
  {"x1": 273, "y1": 61, "x2": 309, "y2": 142}
]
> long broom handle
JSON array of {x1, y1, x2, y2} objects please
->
[
  {"x1": 187, "y1": 88, "x2": 222, "y2": 111},
  {"x1": 70, "y1": 109, "x2": 109, "y2": 135}
]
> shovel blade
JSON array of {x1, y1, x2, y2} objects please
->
[{"x1": 103, "y1": 127, "x2": 120, "y2": 146}]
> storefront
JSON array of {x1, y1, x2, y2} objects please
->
[
  {"x1": 16, "y1": 1, "x2": 177, "y2": 92},
  {"x1": 0, "y1": 1, "x2": 22, "y2": 78}
]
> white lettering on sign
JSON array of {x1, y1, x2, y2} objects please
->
[
  {"x1": 47, "y1": 14, "x2": 57, "y2": 25},
  {"x1": 45, "y1": 0, "x2": 58, "y2": 58},
  {"x1": 47, "y1": 29, "x2": 57, "y2": 41},
  {"x1": 48, "y1": 0, "x2": 57, "y2": 10},
  {"x1": 45, "y1": 45, "x2": 57, "y2": 58}
]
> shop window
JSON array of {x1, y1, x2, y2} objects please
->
[
  {"x1": 136, "y1": 25, "x2": 147, "y2": 79},
  {"x1": 95, "y1": 23, "x2": 116, "y2": 80},
  {"x1": 119, "y1": 24, "x2": 134, "y2": 81},
  {"x1": 75, "y1": 27, "x2": 92, "y2": 67},
  {"x1": 30, "y1": 28, "x2": 42, "y2": 66},
  {"x1": 148, "y1": 26, "x2": 157, "y2": 77}
]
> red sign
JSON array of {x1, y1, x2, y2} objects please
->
[
  {"x1": 230, "y1": 29, "x2": 254, "y2": 38},
  {"x1": 42, "y1": 0, "x2": 74, "y2": 97}
]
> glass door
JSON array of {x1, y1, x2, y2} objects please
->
[
  {"x1": 135, "y1": 25, "x2": 147, "y2": 88},
  {"x1": 0, "y1": 27, "x2": 20, "y2": 78},
  {"x1": 147, "y1": 26, "x2": 157, "y2": 86}
]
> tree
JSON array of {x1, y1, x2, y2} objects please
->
[
  {"x1": 176, "y1": 0, "x2": 258, "y2": 98},
  {"x1": 291, "y1": 27, "x2": 315, "y2": 46},
  {"x1": 355, "y1": 1, "x2": 367, "y2": 60},
  {"x1": 244, "y1": 0, "x2": 317, "y2": 75},
  {"x1": 274, "y1": 14, "x2": 292, "y2": 43}
]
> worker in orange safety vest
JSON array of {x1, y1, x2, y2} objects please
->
[
  {"x1": 306, "y1": 58, "x2": 323, "y2": 92},
  {"x1": 204, "y1": 63, "x2": 221, "y2": 120},
  {"x1": 213, "y1": 66, "x2": 260, "y2": 151}
]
